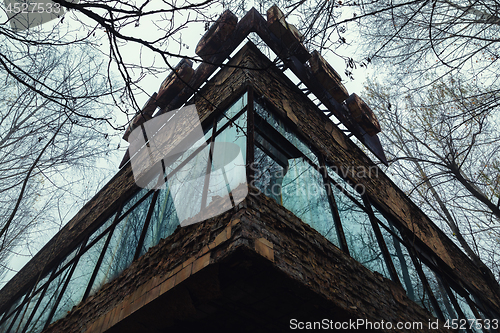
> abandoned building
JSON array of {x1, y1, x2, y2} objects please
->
[{"x1": 0, "y1": 6, "x2": 499, "y2": 333}]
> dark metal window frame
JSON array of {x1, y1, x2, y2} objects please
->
[
  {"x1": 0, "y1": 88, "x2": 495, "y2": 331},
  {"x1": 247, "y1": 87, "x2": 488, "y2": 325}
]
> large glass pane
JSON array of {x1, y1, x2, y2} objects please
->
[
  {"x1": 139, "y1": 185, "x2": 179, "y2": 256},
  {"x1": 450, "y1": 289, "x2": 482, "y2": 332},
  {"x1": 207, "y1": 112, "x2": 247, "y2": 208},
  {"x1": 23, "y1": 265, "x2": 73, "y2": 332},
  {"x1": 252, "y1": 103, "x2": 338, "y2": 247},
  {"x1": 253, "y1": 143, "x2": 339, "y2": 248},
  {"x1": 50, "y1": 235, "x2": 108, "y2": 324},
  {"x1": 88, "y1": 213, "x2": 116, "y2": 244},
  {"x1": 255, "y1": 102, "x2": 318, "y2": 164},
  {"x1": 379, "y1": 225, "x2": 418, "y2": 300},
  {"x1": 167, "y1": 144, "x2": 211, "y2": 223},
  {"x1": 90, "y1": 194, "x2": 152, "y2": 295},
  {"x1": 422, "y1": 264, "x2": 457, "y2": 320},
  {"x1": 217, "y1": 93, "x2": 247, "y2": 130},
  {"x1": 284, "y1": 159, "x2": 339, "y2": 247},
  {"x1": 334, "y1": 188, "x2": 390, "y2": 279},
  {"x1": 164, "y1": 125, "x2": 213, "y2": 176},
  {"x1": 327, "y1": 166, "x2": 364, "y2": 204}
]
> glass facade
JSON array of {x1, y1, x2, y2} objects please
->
[{"x1": 0, "y1": 91, "x2": 496, "y2": 333}]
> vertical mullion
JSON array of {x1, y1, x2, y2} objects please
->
[
  {"x1": 441, "y1": 278, "x2": 474, "y2": 333},
  {"x1": 406, "y1": 242, "x2": 446, "y2": 320},
  {"x1": 362, "y1": 195, "x2": 401, "y2": 285},
  {"x1": 82, "y1": 205, "x2": 123, "y2": 301},
  {"x1": 134, "y1": 189, "x2": 160, "y2": 260},
  {"x1": 389, "y1": 223, "x2": 416, "y2": 301},
  {"x1": 319, "y1": 157, "x2": 349, "y2": 254},
  {"x1": 22, "y1": 239, "x2": 86, "y2": 333},
  {"x1": 246, "y1": 87, "x2": 255, "y2": 184},
  {"x1": 463, "y1": 294, "x2": 488, "y2": 331},
  {"x1": 43, "y1": 241, "x2": 86, "y2": 330},
  {"x1": 200, "y1": 117, "x2": 218, "y2": 210},
  {"x1": 6, "y1": 285, "x2": 35, "y2": 333}
]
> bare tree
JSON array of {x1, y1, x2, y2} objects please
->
[
  {"x1": 0, "y1": 0, "x2": 243, "y2": 280},
  {"x1": 364, "y1": 78, "x2": 500, "y2": 289},
  {"x1": 0, "y1": 40, "x2": 119, "y2": 282}
]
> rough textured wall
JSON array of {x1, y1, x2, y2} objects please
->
[
  {"x1": 195, "y1": 42, "x2": 500, "y2": 310},
  {"x1": 42, "y1": 192, "x2": 451, "y2": 333}
]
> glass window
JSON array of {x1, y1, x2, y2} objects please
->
[
  {"x1": 50, "y1": 234, "x2": 108, "y2": 324},
  {"x1": 255, "y1": 102, "x2": 318, "y2": 164},
  {"x1": 167, "y1": 144, "x2": 212, "y2": 223},
  {"x1": 422, "y1": 264, "x2": 457, "y2": 320},
  {"x1": 24, "y1": 264, "x2": 73, "y2": 332},
  {"x1": 326, "y1": 166, "x2": 363, "y2": 204},
  {"x1": 139, "y1": 185, "x2": 179, "y2": 256},
  {"x1": 252, "y1": 106, "x2": 339, "y2": 248},
  {"x1": 0, "y1": 313, "x2": 14, "y2": 333},
  {"x1": 90, "y1": 194, "x2": 153, "y2": 295},
  {"x1": 334, "y1": 188, "x2": 390, "y2": 279},
  {"x1": 217, "y1": 93, "x2": 247, "y2": 130},
  {"x1": 207, "y1": 112, "x2": 247, "y2": 208},
  {"x1": 378, "y1": 225, "x2": 418, "y2": 300},
  {"x1": 120, "y1": 187, "x2": 149, "y2": 217},
  {"x1": 87, "y1": 213, "x2": 116, "y2": 244},
  {"x1": 5, "y1": 301, "x2": 28, "y2": 333},
  {"x1": 450, "y1": 289, "x2": 481, "y2": 332}
]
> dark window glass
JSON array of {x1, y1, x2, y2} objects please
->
[
  {"x1": 252, "y1": 104, "x2": 338, "y2": 248},
  {"x1": 334, "y1": 188, "x2": 390, "y2": 279},
  {"x1": 422, "y1": 263, "x2": 457, "y2": 320},
  {"x1": 6, "y1": 301, "x2": 28, "y2": 333},
  {"x1": 50, "y1": 235, "x2": 108, "y2": 324},
  {"x1": 90, "y1": 194, "x2": 152, "y2": 295},
  {"x1": 139, "y1": 185, "x2": 179, "y2": 256},
  {"x1": 23, "y1": 264, "x2": 72, "y2": 332},
  {"x1": 0, "y1": 312, "x2": 14, "y2": 333}
]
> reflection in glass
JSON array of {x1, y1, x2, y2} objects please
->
[
  {"x1": 139, "y1": 185, "x2": 179, "y2": 256},
  {"x1": 327, "y1": 166, "x2": 363, "y2": 204},
  {"x1": 253, "y1": 140, "x2": 339, "y2": 247},
  {"x1": 208, "y1": 112, "x2": 247, "y2": 206},
  {"x1": 24, "y1": 265, "x2": 72, "y2": 332},
  {"x1": 0, "y1": 313, "x2": 14, "y2": 333},
  {"x1": 88, "y1": 213, "x2": 116, "y2": 244},
  {"x1": 6, "y1": 302, "x2": 28, "y2": 333},
  {"x1": 217, "y1": 93, "x2": 247, "y2": 130},
  {"x1": 255, "y1": 102, "x2": 318, "y2": 164},
  {"x1": 450, "y1": 289, "x2": 481, "y2": 332},
  {"x1": 334, "y1": 189, "x2": 390, "y2": 279},
  {"x1": 422, "y1": 263, "x2": 457, "y2": 320},
  {"x1": 50, "y1": 235, "x2": 107, "y2": 324},
  {"x1": 90, "y1": 194, "x2": 152, "y2": 295},
  {"x1": 379, "y1": 226, "x2": 417, "y2": 300}
]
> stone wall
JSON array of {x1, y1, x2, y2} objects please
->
[{"x1": 43, "y1": 192, "x2": 451, "y2": 333}]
